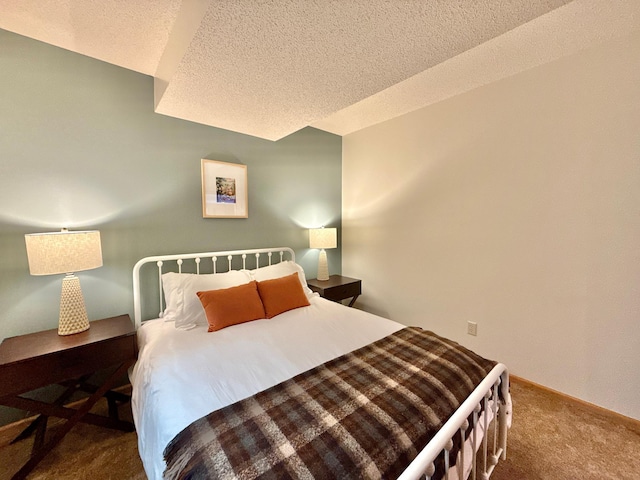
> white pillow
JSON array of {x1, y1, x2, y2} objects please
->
[
  {"x1": 248, "y1": 261, "x2": 314, "y2": 298},
  {"x1": 162, "y1": 270, "x2": 252, "y2": 329}
]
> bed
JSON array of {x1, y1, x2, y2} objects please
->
[{"x1": 130, "y1": 247, "x2": 511, "y2": 480}]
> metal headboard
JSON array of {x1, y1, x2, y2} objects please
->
[{"x1": 132, "y1": 247, "x2": 295, "y2": 328}]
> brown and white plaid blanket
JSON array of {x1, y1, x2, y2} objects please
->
[{"x1": 163, "y1": 327, "x2": 497, "y2": 480}]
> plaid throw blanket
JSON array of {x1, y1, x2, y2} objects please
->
[{"x1": 164, "y1": 327, "x2": 497, "y2": 480}]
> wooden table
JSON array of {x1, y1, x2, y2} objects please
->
[
  {"x1": 0, "y1": 314, "x2": 137, "y2": 480},
  {"x1": 307, "y1": 275, "x2": 362, "y2": 307}
]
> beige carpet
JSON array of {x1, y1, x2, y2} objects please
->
[
  {"x1": 1, "y1": 379, "x2": 639, "y2": 479},
  {"x1": 493, "y1": 379, "x2": 640, "y2": 480}
]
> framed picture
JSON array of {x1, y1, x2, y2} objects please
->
[{"x1": 201, "y1": 159, "x2": 248, "y2": 218}]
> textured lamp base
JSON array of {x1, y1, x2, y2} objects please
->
[
  {"x1": 317, "y1": 249, "x2": 329, "y2": 281},
  {"x1": 59, "y1": 275, "x2": 91, "y2": 335}
]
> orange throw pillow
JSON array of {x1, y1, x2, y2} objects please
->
[
  {"x1": 197, "y1": 281, "x2": 266, "y2": 332},
  {"x1": 257, "y1": 272, "x2": 311, "y2": 319}
]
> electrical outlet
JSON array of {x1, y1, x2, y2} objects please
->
[{"x1": 467, "y1": 321, "x2": 478, "y2": 336}]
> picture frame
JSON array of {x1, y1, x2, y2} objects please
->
[{"x1": 201, "y1": 159, "x2": 248, "y2": 218}]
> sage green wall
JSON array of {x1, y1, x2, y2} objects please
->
[{"x1": 0, "y1": 30, "x2": 341, "y2": 351}]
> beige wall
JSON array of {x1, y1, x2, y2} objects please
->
[{"x1": 343, "y1": 31, "x2": 640, "y2": 420}]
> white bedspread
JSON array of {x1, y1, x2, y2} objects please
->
[{"x1": 130, "y1": 296, "x2": 403, "y2": 480}]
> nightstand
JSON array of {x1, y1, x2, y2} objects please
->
[
  {"x1": 0, "y1": 314, "x2": 137, "y2": 480},
  {"x1": 307, "y1": 275, "x2": 362, "y2": 307}
]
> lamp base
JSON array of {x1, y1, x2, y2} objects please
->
[
  {"x1": 317, "y1": 249, "x2": 330, "y2": 281},
  {"x1": 58, "y1": 275, "x2": 91, "y2": 336}
]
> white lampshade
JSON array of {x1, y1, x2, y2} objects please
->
[
  {"x1": 25, "y1": 230, "x2": 102, "y2": 275},
  {"x1": 24, "y1": 229, "x2": 102, "y2": 335},
  {"x1": 309, "y1": 228, "x2": 337, "y2": 250}
]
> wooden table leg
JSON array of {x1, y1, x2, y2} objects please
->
[
  {"x1": 2, "y1": 396, "x2": 134, "y2": 431},
  {"x1": 11, "y1": 374, "x2": 92, "y2": 445},
  {"x1": 9, "y1": 360, "x2": 134, "y2": 480}
]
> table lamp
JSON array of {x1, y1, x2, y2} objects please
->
[
  {"x1": 25, "y1": 229, "x2": 103, "y2": 335},
  {"x1": 309, "y1": 227, "x2": 337, "y2": 281}
]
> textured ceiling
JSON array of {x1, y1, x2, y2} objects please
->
[
  {"x1": 0, "y1": 0, "x2": 183, "y2": 75},
  {"x1": 1, "y1": 0, "x2": 638, "y2": 141}
]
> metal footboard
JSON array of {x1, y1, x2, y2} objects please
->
[{"x1": 399, "y1": 365, "x2": 511, "y2": 480}]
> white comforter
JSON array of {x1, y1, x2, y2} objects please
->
[{"x1": 130, "y1": 296, "x2": 403, "y2": 480}]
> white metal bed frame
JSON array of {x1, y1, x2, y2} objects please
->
[{"x1": 132, "y1": 247, "x2": 511, "y2": 480}]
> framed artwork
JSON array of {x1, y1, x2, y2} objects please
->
[{"x1": 201, "y1": 159, "x2": 248, "y2": 218}]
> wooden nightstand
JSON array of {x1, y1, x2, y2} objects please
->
[
  {"x1": 307, "y1": 275, "x2": 362, "y2": 307},
  {"x1": 0, "y1": 314, "x2": 137, "y2": 480}
]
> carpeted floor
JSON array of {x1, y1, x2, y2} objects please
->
[
  {"x1": 493, "y1": 379, "x2": 640, "y2": 480},
  {"x1": 1, "y1": 379, "x2": 639, "y2": 479}
]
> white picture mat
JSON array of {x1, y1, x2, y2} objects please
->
[{"x1": 201, "y1": 159, "x2": 248, "y2": 218}]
